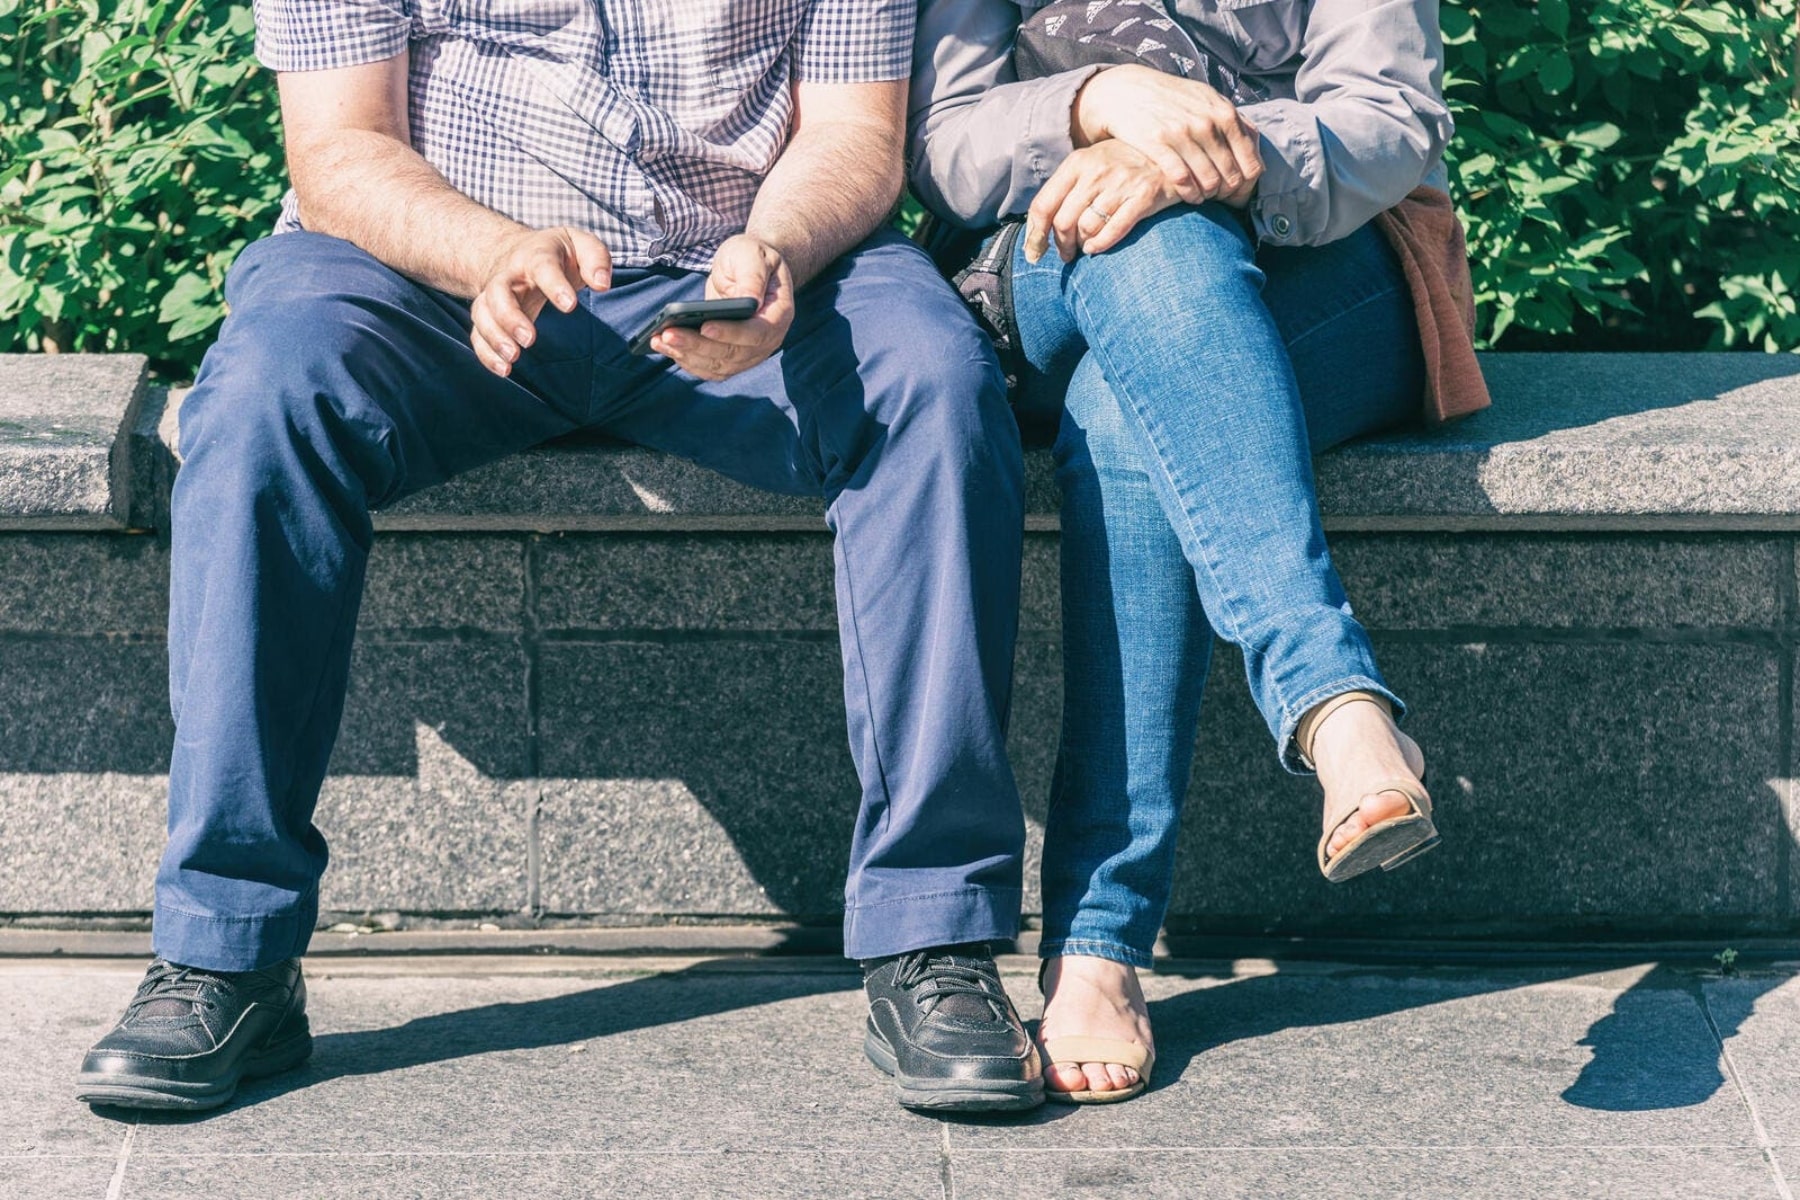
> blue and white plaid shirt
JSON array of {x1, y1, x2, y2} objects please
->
[{"x1": 255, "y1": 0, "x2": 915, "y2": 269}]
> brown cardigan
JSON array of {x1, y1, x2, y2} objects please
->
[{"x1": 1373, "y1": 187, "x2": 1492, "y2": 424}]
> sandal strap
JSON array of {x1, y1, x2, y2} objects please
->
[
  {"x1": 1317, "y1": 777, "x2": 1434, "y2": 871},
  {"x1": 1041, "y1": 1036, "x2": 1152, "y2": 1073},
  {"x1": 1294, "y1": 690, "x2": 1391, "y2": 770}
]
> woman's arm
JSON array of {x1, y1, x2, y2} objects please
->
[
  {"x1": 907, "y1": 0, "x2": 1106, "y2": 227},
  {"x1": 1235, "y1": 0, "x2": 1454, "y2": 246}
]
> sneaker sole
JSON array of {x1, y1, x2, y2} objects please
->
[
  {"x1": 863, "y1": 1027, "x2": 1044, "y2": 1112},
  {"x1": 76, "y1": 1029, "x2": 313, "y2": 1112}
]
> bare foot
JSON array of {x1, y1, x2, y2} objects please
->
[
  {"x1": 1306, "y1": 697, "x2": 1427, "y2": 861},
  {"x1": 1038, "y1": 955, "x2": 1154, "y2": 1096}
]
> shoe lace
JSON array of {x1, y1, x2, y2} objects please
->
[
  {"x1": 129, "y1": 959, "x2": 224, "y2": 1016},
  {"x1": 892, "y1": 948, "x2": 1003, "y2": 1020}
]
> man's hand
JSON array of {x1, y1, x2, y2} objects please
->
[
  {"x1": 1071, "y1": 65, "x2": 1263, "y2": 208},
  {"x1": 470, "y1": 227, "x2": 612, "y2": 377},
  {"x1": 654, "y1": 234, "x2": 795, "y2": 382},
  {"x1": 1025, "y1": 141, "x2": 1186, "y2": 263}
]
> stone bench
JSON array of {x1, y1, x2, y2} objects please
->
[{"x1": 2, "y1": 351, "x2": 1797, "y2": 946}]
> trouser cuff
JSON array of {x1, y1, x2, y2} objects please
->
[
  {"x1": 843, "y1": 886, "x2": 1022, "y2": 961},
  {"x1": 151, "y1": 895, "x2": 317, "y2": 972},
  {"x1": 1276, "y1": 675, "x2": 1406, "y2": 775}
]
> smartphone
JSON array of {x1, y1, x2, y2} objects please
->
[{"x1": 628, "y1": 297, "x2": 760, "y2": 356}]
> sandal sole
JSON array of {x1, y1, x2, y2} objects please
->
[
  {"x1": 1323, "y1": 815, "x2": 1439, "y2": 883},
  {"x1": 1046, "y1": 1080, "x2": 1147, "y2": 1105}
]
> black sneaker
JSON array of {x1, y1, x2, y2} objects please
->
[
  {"x1": 862, "y1": 943, "x2": 1043, "y2": 1112},
  {"x1": 76, "y1": 957, "x2": 311, "y2": 1111}
]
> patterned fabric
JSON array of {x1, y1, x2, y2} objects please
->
[
  {"x1": 910, "y1": 0, "x2": 1454, "y2": 248},
  {"x1": 254, "y1": 0, "x2": 915, "y2": 269},
  {"x1": 1012, "y1": 0, "x2": 1266, "y2": 104}
]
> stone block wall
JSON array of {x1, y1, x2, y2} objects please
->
[{"x1": 3, "y1": 353, "x2": 1799, "y2": 942}]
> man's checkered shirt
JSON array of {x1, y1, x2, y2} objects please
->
[{"x1": 255, "y1": 0, "x2": 914, "y2": 270}]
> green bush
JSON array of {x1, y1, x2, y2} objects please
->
[
  {"x1": 0, "y1": 0, "x2": 283, "y2": 377},
  {"x1": 1445, "y1": 0, "x2": 1800, "y2": 351},
  {"x1": 1, "y1": 0, "x2": 1797, "y2": 381}
]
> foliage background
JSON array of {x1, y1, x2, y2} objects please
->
[{"x1": 2, "y1": 0, "x2": 1797, "y2": 381}]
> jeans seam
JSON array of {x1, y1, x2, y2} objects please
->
[
  {"x1": 1282, "y1": 283, "x2": 1408, "y2": 356},
  {"x1": 1061, "y1": 276, "x2": 1283, "y2": 716}
]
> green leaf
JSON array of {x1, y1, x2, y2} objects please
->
[
  {"x1": 1536, "y1": 50, "x2": 1575, "y2": 94},
  {"x1": 156, "y1": 270, "x2": 221, "y2": 342},
  {"x1": 1539, "y1": 0, "x2": 1570, "y2": 39},
  {"x1": 1681, "y1": 9, "x2": 1738, "y2": 36},
  {"x1": 1565, "y1": 123, "x2": 1623, "y2": 151}
]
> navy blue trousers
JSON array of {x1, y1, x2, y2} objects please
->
[{"x1": 157, "y1": 229, "x2": 1027, "y2": 970}]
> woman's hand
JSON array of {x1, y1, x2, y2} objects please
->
[
  {"x1": 1024, "y1": 140, "x2": 1184, "y2": 263},
  {"x1": 1071, "y1": 65, "x2": 1263, "y2": 209}
]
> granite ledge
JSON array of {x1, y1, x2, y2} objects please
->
[
  {"x1": 9, "y1": 352, "x2": 1800, "y2": 531},
  {"x1": 0, "y1": 353, "x2": 147, "y2": 529}
]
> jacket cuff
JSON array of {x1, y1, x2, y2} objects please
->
[
  {"x1": 1239, "y1": 101, "x2": 1319, "y2": 246},
  {"x1": 1008, "y1": 66, "x2": 1107, "y2": 215}
]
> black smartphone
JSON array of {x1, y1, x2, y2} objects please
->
[{"x1": 628, "y1": 297, "x2": 761, "y2": 356}]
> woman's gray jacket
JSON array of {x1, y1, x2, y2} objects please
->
[{"x1": 909, "y1": 0, "x2": 1455, "y2": 247}]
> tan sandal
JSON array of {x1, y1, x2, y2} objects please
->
[
  {"x1": 1036, "y1": 962, "x2": 1155, "y2": 1104},
  {"x1": 1040, "y1": 1035, "x2": 1154, "y2": 1104},
  {"x1": 1296, "y1": 691, "x2": 1439, "y2": 884}
]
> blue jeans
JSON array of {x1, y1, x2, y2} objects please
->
[
  {"x1": 1011, "y1": 204, "x2": 1424, "y2": 967},
  {"x1": 157, "y1": 228, "x2": 1027, "y2": 971}
]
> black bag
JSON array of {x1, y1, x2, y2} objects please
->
[{"x1": 921, "y1": 0, "x2": 1268, "y2": 395}]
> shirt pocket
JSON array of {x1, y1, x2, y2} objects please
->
[{"x1": 637, "y1": 0, "x2": 808, "y2": 96}]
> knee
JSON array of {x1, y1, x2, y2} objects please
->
[
  {"x1": 177, "y1": 299, "x2": 394, "y2": 512},
  {"x1": 1081, "y1": 204, "x2": 1263, "y2": 313},
  {"x1": 876, "y1": 297, "x2": 1020, "y2": 471}
]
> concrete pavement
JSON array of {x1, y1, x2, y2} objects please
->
[{"x1": 3, "y1": 953, "x2": 1797, "y2": 1199}]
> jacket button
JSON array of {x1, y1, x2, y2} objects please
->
[{"x1": 1271, "y1": 214, "x2": 1292, "y2": 238}]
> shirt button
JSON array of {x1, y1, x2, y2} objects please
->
[{"x1": 1271, "y1": 214, "x2": 1293, "y2": 238}]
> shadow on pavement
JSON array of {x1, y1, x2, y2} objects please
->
[
  {"x1": 1137, "y1": 959, "x2": 1776, "y2": 1115},
  {"x1": 1561, "y1": 964, "x2": 1789, "y2": 1112},
  {"x1": 95, "y1": 953, "x2": 1787, "y2": 1126}
]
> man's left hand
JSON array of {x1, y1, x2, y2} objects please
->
[{"x1": 655, "y1": 235, "x2": 795, "y2": 381}]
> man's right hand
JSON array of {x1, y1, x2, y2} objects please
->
[
  {"x1": 470, "y1": 227, "x2": 612, "y2": 377},
  {"x1": 1071, "y1": 65, "x2": 1263, "y2": 209}
]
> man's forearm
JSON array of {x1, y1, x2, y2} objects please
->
[
  {"x1": 744, "y1": 118, "x2": 904, "y2": 288},
  {"x1": 287, "y1": 129, "x2": 530, "y2": 298}
]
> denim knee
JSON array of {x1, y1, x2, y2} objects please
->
[{"x1": 1071, "y1": 204, "x2": 1263, "y2": 312}]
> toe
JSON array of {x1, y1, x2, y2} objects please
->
[
  {"x1": 1328, "y1": 811, "x2": 1367, "y2": 856},
  {"x1": 1047, "y1": 1062, "x2": 1089, "y2": 1094},
  {"x1": 1361, "y1": 788, "x2": 1413, "y2": 825},
  {"x1": 1105, "y1": 1063, "x2": 1136, "y2": 1090},
  {"x1": 1081, "y1": 1062, "x2": 1114, "y2": 1093}
]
